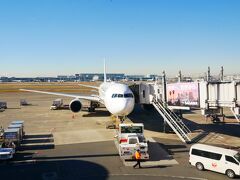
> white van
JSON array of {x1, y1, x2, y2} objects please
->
[{"x1": 189, "y1": 144, "x2": 240, "y2": 178}]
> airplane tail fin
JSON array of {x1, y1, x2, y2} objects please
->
[{"x1": 104, "y1": 58, "x2": 107, "y2": 83}]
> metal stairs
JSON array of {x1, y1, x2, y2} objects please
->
[
  {"x1": 152, "y1": 97, "x2": 192, "y2": 143},
  {"x1": 230, "y1": 108, "x2": 240, "y2": 123}
]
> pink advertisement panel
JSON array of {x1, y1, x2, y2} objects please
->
[{"x1": 167, "y1": 82, "x2": 199, "y2": 107}]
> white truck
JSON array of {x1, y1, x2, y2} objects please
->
[
  {"x1": 50, "y1": 99, "x2": 63, "y2": 110},
  {"x1": 117, "y1": 123, "x2": 149, "y2": 160},
  {"x1": 20, "y1": 99, "x2": 29, "y2": 106}
]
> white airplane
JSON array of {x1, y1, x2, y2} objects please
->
[{"x1": 20, "y1": 63, "x2": 135, "y2": 117}]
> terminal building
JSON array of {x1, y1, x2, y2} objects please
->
[{"x1": 75, "y1": 73, "x2": 125, "y2": 82}]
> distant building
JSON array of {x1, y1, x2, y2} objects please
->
[
  {"x1": 0, "y1": 76, "x2": 9, "y2": 82},
  {"x1": 75, "y1": 73, "x2": 125, "y2": 81},
  {"x1": 125, "y1": 74, "x2": 157, "y2": 81}
]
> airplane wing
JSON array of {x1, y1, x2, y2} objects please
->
[
  {"x1": 78, "y1": 84, "x2": 99, "y2": 90},
  {"x1": 20, "y1": 89, "x2": 101, "y2": 102}
]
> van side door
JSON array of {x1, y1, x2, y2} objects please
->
[{"x1": 206, "y1": 152, "x2": 222, "y2": 173}]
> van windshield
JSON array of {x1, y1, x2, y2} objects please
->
[{"x1": 234, "y1": 153, "x2": 240, "y2": 162}]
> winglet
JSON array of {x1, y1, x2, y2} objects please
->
[{"x1": 104, "y1": 58, "x2": 107, "y2": 83}]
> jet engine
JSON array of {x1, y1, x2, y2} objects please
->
[{"x1": 69, "y1": 99, "x2": 82, "y2": 113}]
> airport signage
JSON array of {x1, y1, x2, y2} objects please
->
[{"x1": 167, "y1": 82, "x2": 199, "y2": 107}]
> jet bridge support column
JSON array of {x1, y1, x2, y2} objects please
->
[
  {"x1": 162, "y1": 71, "x2": 167, "y2": 133},
  {"x1": 162, "y1": 71, "x2": 167, "y2": 106}
]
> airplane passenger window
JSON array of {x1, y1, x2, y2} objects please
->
[{"x1": 118, "y1": 94, "x2": 123, "y2": 98}]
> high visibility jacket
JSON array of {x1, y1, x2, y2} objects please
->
[{"x1": 135, "y1": 151, "x2": 141, "y2": 160}]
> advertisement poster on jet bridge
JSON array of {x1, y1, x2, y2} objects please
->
[{"x1": 167, "y1": 82, "x2": 199, "y2": 107}]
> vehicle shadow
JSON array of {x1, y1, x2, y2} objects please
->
[
  {"x1": 21, "y1": 138, "x2": 54, "y2": 144},
  {"x1": 19, "y1": 144, "x2": 55, "y2": 151},
  {"x1": 24, "y1": 134, "x2": 53, "y2": 139},
  {"x1": 6, "y1": 107, "x2": 21, "y2": 109},
  {"x1": 19, "y1": 133, "x2": 55, "y2": 151}
]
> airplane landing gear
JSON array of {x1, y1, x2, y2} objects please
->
[{"x1": 87, "y1": 101, "x2": 100, "y2": 112}]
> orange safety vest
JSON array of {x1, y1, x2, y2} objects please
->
[{"x1": 135, "y1": 151, "x2": 141, "y2": 160}]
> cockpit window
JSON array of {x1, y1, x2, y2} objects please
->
[
  {"x1": 112, "y1": 93, "x2": 133, "y2": 98},
  {"x1": 118, "y1": 94, "x2": 123, "y2": 98},
  {"x1": 124, "y1": 93, "x2": 134, "y2": 98},
  {"x1": 112, "y1": 94, "x2": 118, "y2": 98}
]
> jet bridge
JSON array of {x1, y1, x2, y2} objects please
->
[
  {"x1": 131, "y1": 80, "x2": 240, "y2": 122},
  {"x1": 199, "y1": 81, "x2": 240, "y2": 122},
  {"x1": 129, "y1": 80, "x2": 240, "y2": 143},
  {"x1": 129, "y1": 82, "x2": 192, "y2": 143}
]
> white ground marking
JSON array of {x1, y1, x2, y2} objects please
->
[{"x1": 109, "y1": 174, "x2": 208, "y2": 180}]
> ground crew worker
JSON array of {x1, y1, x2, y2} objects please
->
[{"x1": 133, "y1": 149, "x2": 142, "y2": 168}]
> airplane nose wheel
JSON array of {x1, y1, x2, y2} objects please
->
[
  {"x1": 88, "y1": 101, "x2": 97, "y2": 112},
  {"x1": 119, "y1": 116, "x2": 126, "y2": 123},
  {"x1": 106, "y1": 115, "x2": 127, "y2": 129}
]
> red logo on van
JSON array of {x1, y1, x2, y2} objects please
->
[{"x1": 212, "y1": 163, "x2": 217, "y2": 168}]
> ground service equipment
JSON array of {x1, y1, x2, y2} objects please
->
[
  {"x1": 3, "y1": 128, "x2": 20, "y2": 147},
  {"x1": 0, "y1": 101, "x2": 7, "y2": 109},
  {"x1": 117, "y1": 123, "x2": 149, "y2": 160},
  {"x1": 50, "y1": 99, "x2": 63, "y2": 110}
]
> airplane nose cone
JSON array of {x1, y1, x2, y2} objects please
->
[{"x1": 117, "y1": 99, "x2": 134, "y2": 116}]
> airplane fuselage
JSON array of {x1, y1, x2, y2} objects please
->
[{"x1": 99, "y1": 82, "x2": 135, "y2": 116}]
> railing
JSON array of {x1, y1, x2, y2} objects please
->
[
  {"x1": 230, "y1": 108, "x2": 240, "y2": 123},
  {"x1": 152, "y1": 97, "x2": 191, "y2": 143}
]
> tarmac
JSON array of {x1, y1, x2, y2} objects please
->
[{"x1": 0, "y1": 91, "x2": 240, "y2": 180}]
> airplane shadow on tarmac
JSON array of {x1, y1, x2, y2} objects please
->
[{"x1": 0, "y1": 159, "x2": 109, "y2": 180}]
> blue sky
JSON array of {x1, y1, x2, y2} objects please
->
[{"x1": 0, "y1": 0, "x2": 240, "y2": 77}]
